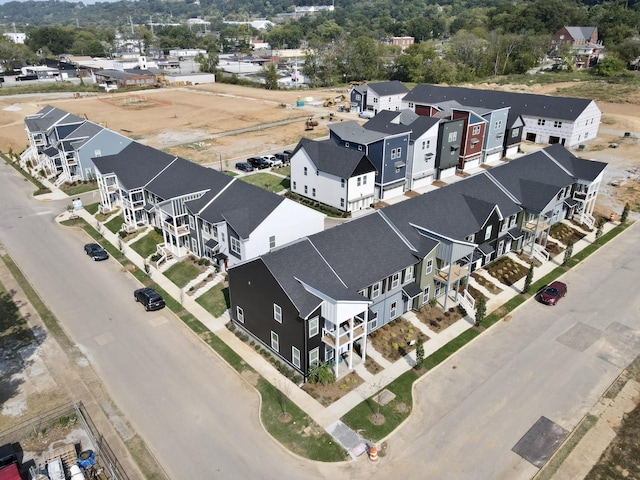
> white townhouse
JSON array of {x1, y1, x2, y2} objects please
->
[
  {"x1": 365, "y1": 80, "x2": 410, "y2": 115},
  {"x1": 290, "y1": 138, "x2": 377, "y2": 213}
]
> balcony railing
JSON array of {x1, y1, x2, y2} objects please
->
[
  {"x1": 122, "y1": 197, "x2": 145, "y2": 210},
  {"x1": 163, "y1": 221, "x2": 190, "y2": 236},
  {"x1": 321, "y1": 320, "x2": 366, "y2": 348},
  {"x1": 522, "y1": 218, "x2": 550, "y2": 233},
  {"x1": 435, "y1": 264, "x2": 469, "y2": 284}
]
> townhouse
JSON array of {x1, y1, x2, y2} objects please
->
[
  {"x1": 402, "y1": 84, "x2": 600, "y2": 150},
  {"x1": 228, "y1": 145, "x2": 606, "y2": 380},
  {"x1": 289, "y1": 138, "x2": 377, "y2": 213},
  {"x1": 351, "y1": 80, "x2": 410, "y2": 115},
  {"x1": 93, "y1": 142, "x2": 325, "y2": 269}
]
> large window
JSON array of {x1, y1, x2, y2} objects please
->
[
  {"x1": 404, "y1": 266, "x2": 414, "y2": 282},
  {"x1": 309, "y1": 347, "x2": 319, "y2": 367},
  {"x1": 448, "y1": 131, "x2": 457, "y2": 142},
  {"x1": 472, "y1": 125, "x2": 481, "y2": 135},
  {"x1": 391, "y1": 147, "x2": 402, "y2": 159},
  {"x1": 391, "y1": 272, "x2": 400, "y2": 289},
  {"x1": 309, "y1": 316, "x2": 319, "y2": 337},
  {"x1": 269, "y1": 235, "x2": 276, "y2": 249},
  {"x1": 512, "y1": 128, "x2": 519, "y2": 138},
  {"x1": 292, "y1": 346, "x2": 300, "y2": 368},
  {"x1": 485, "y1": 224, "x2": 493, "y2": 241},
  {"x1": 236, "y1": 306, "x2": 244, "y2": 323},
  {"x1": 422, "y1": 286, "x2": 430, "y2": 304},
  {"x1": 230, "y1": 237, "x2": 241, "y2": 255},
  {"x1": 426, "y1": 259, "x2": 433, "y2": 275},
  {"x1": 274, "y1": 304, "x2": 282, "y2": 323},
  {"x1": 390, "y1": 301, "x2": 397, "y2": 318},
  {"x1": 271, "y1": 331, "x2": 279, "y2": 352},
  {"x1": 371, "y1": 282, "x2": 381, "y2": 298}
]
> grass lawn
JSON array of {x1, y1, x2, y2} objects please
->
[
  {"x1": 195, "y1": 282, "x2": 230, "y2": 317},
  {"x1": 62, "y1": 182, "x2": 98, "y2": 196},
  {"x1": 163, "y1": 261, "x2": 202, "y2": 289},
  {"x1": 104, "y1": 215, "x2": 123, "y2": 234},
  {"x1": 240, "y1": 172, "x2": 290, "y2": 193},
  {"x1": 130, "y1": 230, "x2": 164, "y2": 258},
  {"x1": 84, "y1": 202, "x2": 100, "y2": 215}
]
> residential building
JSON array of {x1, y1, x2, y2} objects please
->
[
  {"x1": 349, "y1": 84, "x2": 368, "y2": 114},
  {"x1": 289, "y1": 138, "x2": 376, "y2": 213},
  {"x1": 93, "y1": 69, "x2": 156, "y2": 89},
  {"x1": 552, "y1": 26, "x2": 603, "y2": 69},
  {"x1": 402, "y1": 83, "x2": 599, "y2": 150},
  {"x1": 365, "y1": 80, "x2": 410, "y2": 115}
]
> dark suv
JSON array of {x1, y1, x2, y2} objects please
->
[
  {"x1": 134, "y1": 287, "x2": 166, "y2": 311},
  {"x1": 275, "y1": 151, "x2": 292, "y2": 164},
  {"x1": 247, "y1": 156, "x2": 270, "y2": 169}
]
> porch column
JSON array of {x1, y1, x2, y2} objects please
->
[
  {"x1": 347, "y1": 318, "x2": 354, "y2": 371},
  {"x1": 361, "y1": 309, "x2": 368, "y2": 362}
]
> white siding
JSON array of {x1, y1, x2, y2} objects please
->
[
  {"x1": 406, "y1": 127, "x2": 438, "y2": 190},
  {"x1": 569, "y1": 101, "x2": 601, "y2": 147}
]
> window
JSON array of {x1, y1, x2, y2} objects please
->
[
  {"x1": 422, "y1": 141, "x2": 426, "y2": 149},
  {"x1": 212, "y1": 225, "x2": 218, "y2": 238},
  {"x1": 341, "y1": 178, "x2": 345, "y2": 188},
  {"x1": 273, "y1": 304, "x2": 282, "y2": 323},
  {"x1": 509, "y1": 214, "x2": 517, "y2": 228},
  {"x1": 230, "y1": 237, "x2": 241, "y2": 254},
  {"x1": 391, "y1": 147, "x2": 402, "y2": 160},
  {"x1": 371, "y1": 282, "x2": 381, "y2": 298},
  {"x1": 304, "y1": 167, "x2": 308, "y2": 176},
  {"x1": 271, "y1": 331, "x2": 279, "y2": 351},
  {"x1": 485, "y1": 224, "x2": 493, "y2": 241},
  {"x1": 316, "y1": 170, "x2": 319, "y2": 176},
  {"x1": 538, "y1": 119, "x2": 546, "y2": 126},
  {"x1": 355, "y1": 94, "x2": 361, "y2": 100},
  {"x1": 495, "y1": 120, "x2": 502, "y2": 130},
  {"x1": 390, "y1": 301, "x2": 397, "y2": 318},
  {"x1": 362, "y1": 176, "x2": 367, "y2": 185},
  {"x1": 373, "y1": 98, "x2": 378, "y2": 103},
  {"x1": 554, "y1": 121, "x2": 563, "y2": 128},
  {"x1": 472, "y1": 125, "x2": 481, "y2": 135},
  {"x1": 269, "y1": 235, "x2": 276, "y2": 248},
  {"x1": 309, "y1": 316, "x2": 319, "y2": 337},
  {"x1": 511, "y1": 128, "x2": 519, "y2": 138},
  {"x1": 309, "y1": 347, "x2": 319, "y2": 367},
  {"x1": 345, "y1": 142, "x2": 350, "y2": 148},
  {"x1": 191, "y1": 238, "x2": 198, "y2": 254},
  {"x1": 423, "y1": 286, "x2": 430, "y2": 304},
  {"x1": 391, "y1": 272, "x2": 400, "y2": 289},
  {"x1": 408, "y1": 102, "x2": 414, "y2": 108},
  {"x1": 357, "y1": 177, "x2": 362, "y2": 187},
  {"x1": 304, "y1": 185, "x2": 308, "y2": 194},
  {"x1": 203, "y1": 223, "x2": 210, "y2": 234},
  {"x1": 426, "y1": 140, "x2": 431, "y2": 148},
  {"x1": 236, "y1": 306, "x2": 244, "y2": 323},
  {"x1": 340, "y1": 198, "x2": 345, "y2": 208},
  {"x1": 448, "y1": 131, "x2": 457, "y2": 142},
  {"x1": 188, "y1": 215, "x2": 195, "y2": 229},
  {"x1": 94, "y1": 149, "x2": 102, "y2": 157},
  {"x1": 466, "y1": 234, "x2": 475, "y2": 242},
  {"x1": 404, "y1": 266, "x2": 414, "y2": 282},
  {"x1": 358, "y1": 145, "x2": 363, "y2": 151},
  {"x1": 312, "y1": 188, "x2": 316, "y2": 197},
  {"x1": 426, "y1": 258, "x2": 433, "y2": 275},
  {"x1": 292, "y1": 346, "x2": 300, "y2": 368},
  {"x1": 293, "y1": 181, "x2": 297, "y2": 190}
]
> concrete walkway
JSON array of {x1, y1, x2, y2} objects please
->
[{"x1": 55, "y1": 193, "x2": 622, "y2": 459}]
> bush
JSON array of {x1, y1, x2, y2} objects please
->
[
  {"x1": 119, "y1": 230, "x2": 127, "y2": 238},
  {"x1": 227, "y1": 322, "x2": 236, "y2": 332},
  {"x1": 308, "y1": 362, "x2": 336, "y2": 385}
]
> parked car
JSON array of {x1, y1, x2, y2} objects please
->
[
  {"x1": 261, "y1": 154, "x2": 282, "y2": 167},
  {"x1": 247, "y1": 156, "x2": 270, "y2": 169},
  {"x1": 235, "y1": 162, "x2": 254, "y2": 172},
  {"x1": 275, "y1": 151, "x2": 291, "y2": 164},
  {"x1": 84, "y1": 243, "x2": 109, "y2": 261},
  {"x1": 538, "y1": 281, "x2": 567, "y2": 306},
  {"x1": 134, "y1": 287, "x2": 166, "y2": 311}
]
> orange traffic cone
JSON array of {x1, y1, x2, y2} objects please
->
[
  {"x1": 369, "y1": 444, "x2": 379, "y2": 463},
  {"x1": 609, "y1": 212, "x2": 615, "y2": 222}
]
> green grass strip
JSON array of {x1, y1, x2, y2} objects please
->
[
  {"x1": 105, "y1": 215, "x2": 123, "y2": 234},
  {"x1": 84, "y1": 202, "x2": 100, "y2": 215},
  {"x1": 423, "y1": 329, "x2": 481, "y2": 370},
  {"x1": 1, "y1": 153, "x2": 50, "y2": 195},
  {"x1": 482, "y1": 294, "x2": 526, "y2": 328}
]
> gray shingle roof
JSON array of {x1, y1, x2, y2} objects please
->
[
  {"x1": 403, "y1": 84, "x2": 594, "y2": 124},
  {"x1": 544, "y1": 144, "x2": 606, "y2": 182},
  {"x1": 146, "y1": 157, "x2": 232, "y2": 199},
  {"x1": 297, "y1": 138, "x2": 375, "y2": 178},
  {"x1": 330, "y1": 121, "x2": 387, "y2": 144},
  {"x1": 368, "y1": 80, "x2": 410, "y2": 97},
  {"x1": 363, "y1": 110, "x2": 413, "y2": 136},
  {"x1": 564, "y1": 26, "x2": 597, "y2": 42},
  {"x1": 92, "y1": 142, "x2": 177, "y2": 190},
  {"x1": 24, "y1": 105, "x2": 83, "y2": 133}
]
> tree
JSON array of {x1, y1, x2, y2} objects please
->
[
  {"x1": 308, "y1": 361, "x2": 335, "y2": 385},
  {"x1": 195, "y1": 52, "x2": 218, "y2": 73},
  {"x1": 592, "y1": 56, "x2": 626, "y2": 77},
  {"x1": 414, "y1": 337, "x2": 424, "y2": 369},
  {"x1": 474, "y1": 296, "x2": 486, "y2": 327},
  {"x1": 595, "y1": 217, "x2": 604, "y2": 242},
  {"x1": 523, "y1": 263, "x2": 534, "y2": 294},
  {"x1": 563, "y1": 240, "x2": 574, "y2": 266},
  {"x1": 262, "y1": 62, "x2": 279, "y2": 90},
  {"x1": 621, "y1": 202, "x2": 630, "y2": 223}
]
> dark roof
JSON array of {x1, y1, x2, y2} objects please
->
[
  {"x1": 24, "y1": 105, "x2": 83, "y2": 133},
  {"x1": 296, "y1": 138, "x2": 376, "y2": 178},
  {"x1": 96, "y1": 69, "x2": 155, "y2": 79},
  {"x1": 190, "y1": 179, "x2": 284, "y2": 239},
  {"x1": 43, "y1": 146, "x2": 58, "y2": 157},
  {"x1": 330, "y1": 121, "x2": 386, "y2": 144},
  {"x1": 507, "y1": 228, "x2": 523, "y2": 239},
  {"x1": 402, "y1": 281, "x2": 422, "y2": 298},
  {"x1": 205, "y1": 238, "x2": 218, "y2": 248},
  {"x1": 402, "y1": 84, "x2": 594, "y2": 124},
  {"x1": 363, "y1": 110, "x2": 414, "y2": 136},
  {"x1": 383, "y1": 172, "x2": 520, "y2": 243},
  {"x1": 368, "y1": 80, "x2": 410, "y2": 97},
  {"x1": 487, "y1": 151, "x2": 575, "y2": 213},
  {"x1": 477, "y1": 242, "x2": 495, "y2": 255},
  {"x1": 92, "y1": 142, "x2": 177, "y2": 190},
  {"x1": 309, "y1": 212, "x2": 419, "y2": 290},
  {"x1": 544, "y1": 144, "x2": 606, "y2": 182},
  {"x1": 146, "y1": 157, "x2": 232, "y2": 199}
]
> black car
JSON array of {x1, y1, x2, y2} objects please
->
[
  {"x1": 275, "y1": 151, "x2": 291, "y2": 164},
  {"x1": 247, "y1": 156, "x2": 270, "y2": 169},
  {"x1": 134, "y1": 287, "x2": 166, "y2": 311},
  {"x1": 235, "y1": 162, "x2": 254, "y2": 172},
  {"x1": 84, "y1": 243, "x2": 109, "y2": 261}
]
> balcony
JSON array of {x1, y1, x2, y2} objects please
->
[
  {"x1": 322, "y1": 320, "x2": 366, "y2": 348},
  {"x1": 522, "y1": 217, "x2": 550, "y2": 233},
  {"x1": 435, "y1": 264, "x2": 469, "y2": 284},
  {"x1": 122, "y1": 197, "x2": 145, "y2": 210},
  {"x1": 163, "y1": 221, "x2": 190, "y2": 236}
]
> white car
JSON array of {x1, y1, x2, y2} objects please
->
[
  {"x1": 358, "y1": 110, "x2": 375, "y2": 119},
  {"x1": 261, "y1": 154, "x2": 282, "y2": 167}
]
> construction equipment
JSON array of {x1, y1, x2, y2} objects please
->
[
  {"x1": 323, "y1": 94, "x2": 345, "y2": 107},
  {"x1": 305, "y1": 117, "x2": 318, "y2": 131}
]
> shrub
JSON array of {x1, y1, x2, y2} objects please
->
[
  {"x1": 429, "y1": 298, "x2": 437, "y2": 307},
  {"x1": 227, "y1": 322, "x2": 236, "y2": 332},
  {"x1": 308, "y1": 362, "x2": 335, "y2": 385},
  {"x1": 119, "y1": 230, "x2": 127, "y2": 238}
]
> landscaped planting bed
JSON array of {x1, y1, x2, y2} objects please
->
[
  {"x1": 486, "y1": 256, "x2": 529, "y2": 286},
  {"x1": 549, "y1": 222, "x2": 586, "y2": 245},
  {"x1": 415, "y1": 305, "x2": 466, "y2": 333},
  {"x1": 302, "y1": 371, "x2": 364, "y2": 406},
  {"x1": 471, "y1": 272, "x2": 504, "y2": 295},
  {"x1": 544, "y1": 240, "x2": 564, "y2": 258},
  {"x1": 369, "y1": 317, "x2": 428, "y2": 361}
]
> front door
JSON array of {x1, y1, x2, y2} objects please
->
[{"x1": 497, "y1": 240, "x2": 505, "y2": 257}]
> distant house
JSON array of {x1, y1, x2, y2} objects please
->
[
  {"x1": 365, "y1": 80, "x2": 410, "y2": 115},
  {"x1": 552, "y1": 26, "x2": 602, "y2": 69},
  {"x1": 289, "y1": 138, "x2": 376, "y2": 213},
  {"x1": 349, "y1": 84, "x2": 368, "y2": 114},
  {"x1": 93, "y1": 69, "x2": 156, "y2": 89}
]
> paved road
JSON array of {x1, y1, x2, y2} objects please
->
[{"x1": 3, "y1": 159, "x2": 639, "y2": 479}]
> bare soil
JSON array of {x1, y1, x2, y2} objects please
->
[
  {"x1": 414, "y1": 305, "x2": 466, "y2": 332},
  {"x1": 369, "y1": 317, "x2": 429, "y2": 361}
]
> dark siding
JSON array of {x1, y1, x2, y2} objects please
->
[
  {"x1": 381, "y1": 135, "x2": 409, "y2": 187},
  {"x1": 437, "y1": 119, "x2": 465, "y2": 170}
]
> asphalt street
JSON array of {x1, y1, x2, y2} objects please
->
[{"x1": 1, "y1": 160, "x2": 639, "y2": 479}]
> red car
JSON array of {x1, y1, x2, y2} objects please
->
[{"x1": 539, "y1": 281, "x2": 567, "y2": 306}]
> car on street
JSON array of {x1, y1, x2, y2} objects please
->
[
  {"x1": 235, "y1": 162, "x2": 254, "y2": 172},
  {"x1": 538, "y1": 281, "x2": 567, "y2": 306},
  {"x1": 84, "y1": 243, "x2": 109, "y2": 261},
  {"x1": 247, "y1": 157, "x2": 270, "y2": 169},
  {"x1": 261, "y1": 154, "x2": 282, "y2": 167},
  {"x1": 134, "y1": 287, "x2": 166, "y2": 311}
]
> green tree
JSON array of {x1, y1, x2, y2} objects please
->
[
  {"x1": 262, "y1": 62, "x2": 279, "y2": 90},
  {"x1": 595, "y1": 218, "x2": 604, "y2": 242},
  {"x1": 308, "y1": 362, "x2": 335, "y2": 385},
  {"x1": 26, "y1": 26, "x2": 75, "y2": 56},
  {"x1": 523, "y1": 263, "x2": 534, "y2": 294},
  {"x1": 563, "y1": 240, "x2": 574, "y2": 266},
  {"x1": 474, "y1": 295, "x2": 486, "y2": 327},
  {"x1": 195, "y1": 52, "x2": 218, "y2": 73},
  {"x1": 592, "y1": 56, "x2": 626, "y2": 77},
  {"x1": 414, "y1": 337, "x2": 424, "y2": 369},
  {"x1": 621, "y1": 203, "x2": 630, "y2": 223}
]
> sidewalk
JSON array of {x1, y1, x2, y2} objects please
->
[{"x1": 60, "y1": 204, "x2": 622, "y2": 458}]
